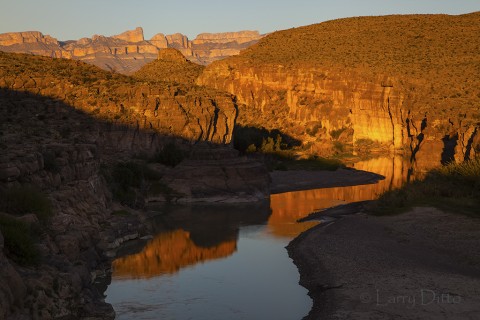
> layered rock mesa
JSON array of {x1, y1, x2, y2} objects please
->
[
  {"x1": 0, "y1": 28, "x2": 263, "y2": 73},
  {"x1": 198, "y1": 12, "x2": 480, "y2": 169}
]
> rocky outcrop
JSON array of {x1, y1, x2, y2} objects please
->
[
  {"x1": 0, "y1": 29, "x2": 263, "y2": 73},
  {"x1": 149, "y1": 33, "x2": 168, "y2": 48},
  {"x1": 0, "y1": 51, "x2": 236, "y2": 145},
  {"x1": 0, "y1": 229, "x2": 27, "y2": 319},
  {"x1": 198, "y1": 13, "x2": 480, "y2": 170},
  {"x1": 112, "y1": 27, "x2": 145, "y2": 43},
  {"x1": 191, "y1": 31, "x2": 264, "y2": 64},
  {"x1": 0, "y1": 31, "x2": 58, "y2": 46},
  {"x1": 0, "y1": 52, "x2": 268, "y2": 319},
  {"x1": 0, "y1": 31, "x2": 69, "y2": 58},
  {"x1": 194, "y1": 31, "x2": 262, "y2": 45},
  {"x1": 161, "y1": 144, "x2": 270, "y2": 202}
]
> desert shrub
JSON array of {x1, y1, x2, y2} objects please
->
[
  {"x1": 0, "y1": 186, "x2": 52, "y2": 221},
  {"x1": 233, "y1": 126, "x2": 298, "y2": 154},
  {"x1": 152, "y1": 143, "x2": 185, "y2": 167},
  {"x1": 330, "y1": 127, "x2": 347, "y2": 140},
  {"x1": 42, "y1": 151, "x2": 59, "y2": 173},
  {"x1": 264, "y1": 151, "x2": 343, "y2": 171},
  {"x1": 306, "y1": 123, "x2": 322, "y2": 137},
  {"x1": 333, "y1": 141, "x2": 345, "y2": 153},
  {"x1": 355, "y1": 138, "x2": 375, "y2": 147},
  {"x1": 101, "y1": 161, "x2": 162, "y2": 206},
  {"x1": 370, "y1": 158, "x2": 480, "y2": 216},
  {"x1": 0, "y1": 215, "x2": 40, "y2": 265},
  {"x1": 148, "y1": 181, "x2": 172, "y2": 196},
  {"x1": 111, "y1": 210, "x2": 131, "y2": 216}
]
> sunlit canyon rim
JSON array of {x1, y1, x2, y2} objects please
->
[
  {"x1": 1, "y1": 11, "x2": 479, "y2": 320},
  {"x1": 0, "y1": 28, "x2": 264, "y2": 73}
]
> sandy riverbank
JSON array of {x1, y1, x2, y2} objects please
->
[
  {"x1": 270, "y1": 168, "x2": 384, "y2": 194},
  {"x1": 288, "y1": 207, "x2": 480, "y2": 319}
]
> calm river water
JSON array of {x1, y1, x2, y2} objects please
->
[{"x1": 105, "y1": 156, "x2": 411, "y2": 319}]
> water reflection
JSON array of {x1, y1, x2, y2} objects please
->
[
  {"x1": 106, "y1": 156, "x2": 414, "y2": 319},
  {"x1": 106, "y1": 202, "x2": 313, "y2": 320},
  {"x1": 267, "y1": 155, "x2": 411, "y2": 237},
  {"x1": 112, "y1": 230, "x2": 237, "y2": 279}
]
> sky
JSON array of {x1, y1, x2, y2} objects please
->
[{"x1": 1, "y1": 0, "x2": 479, "y2": 41}]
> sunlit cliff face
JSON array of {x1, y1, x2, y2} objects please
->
[{"x1": 112, "y1": 229, "x2": 237, "y2": 279}]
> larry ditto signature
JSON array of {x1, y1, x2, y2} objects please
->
[{"x1": 359, "y1": 289, "x2": 462, "y2": 308}]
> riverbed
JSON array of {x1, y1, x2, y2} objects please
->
[{"x1": 105, "y1": 156, "x2": 407, "y2": 319}]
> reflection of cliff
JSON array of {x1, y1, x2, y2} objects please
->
[
  {"x1": 268, "y1": 156, "x2": 412, "y2": 237},
  {"x1": 113, "y1": 202, "x2": 272, "y2": 279},
  {"x1": 112, "y1": 230, "x2": 237, "y2": 279}
]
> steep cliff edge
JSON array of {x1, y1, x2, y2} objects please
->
[
  {"x1": 0, "y1": 52, "x2": 236, "y2": 145},
  {"x1": 0, "y1": 52, "x2": 268, "y2": 319},
  {"x1": 198, "y1": 12, "x2": 480, "y2": 169},
  {"x1": 0, "y1": 29, "x2": 263, "y2": 73}
]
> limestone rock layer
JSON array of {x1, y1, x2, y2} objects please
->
[
  {"x1": 0, "y1": 29, "x2": 263, "y2": 74},
  {"x1": 198, "y1": 12, "x2": 480, "y2": 168}
]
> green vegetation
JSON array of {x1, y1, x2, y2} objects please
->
[
  {"x1": 42, "y1": 150, "x2": 60, "y2": 173},
  {"x1": 101, "y1": 161, "x2": 162, "y2": 206},
  {"x1": 370, "y1": 158, "x2": 480, "y2": 216},
  {"x1": 134, "y1": 59, "x2": 204, "y2": 86},
  {"x1": 147, "y1": 181, "x2": 181, "y2": 202},
  {"x1": 0, "y1": 186, "x2": 52, "y2": 222},
  {"x1": 233, "y1": 125, "x2": 343, "y2": 171},
  {"x1": 111, "y1": 209, "x2": 131, "y2": 216},
  {"x1": 0, "y1": 214, "x2": 41, "y2": 266},
  {"x1": 101, "y1": 160, "x2": 182, "y2": 206},
  {"x1": 330, "y1": 128, "x2": 347, "y2": 140},
  {"x1": 151, "y1": 143, "x2": 186, "y2": 167},
  {"x1": 233, "y1": 126, "x2": 299, "y2": 154},
  {"x1": 264, "y1": 151, "x2": 344, "y2": 172}
]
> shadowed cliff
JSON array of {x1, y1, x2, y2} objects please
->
[
  {"x1": 0, "y1": 52, "x2": 269, "y2": 319},
  {"x1": 198, "y1": 12, "x2": 480, "y2": 170}
]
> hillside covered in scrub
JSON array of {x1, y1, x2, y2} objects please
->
[
  {"x1": 134, "y1": 48, "x2": 205, "y2": 85},
  {"x1": 199, "y1": 12, "x2": 480, "y2": 170}
]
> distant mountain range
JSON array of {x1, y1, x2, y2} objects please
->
[{"x1": 0, "y1": 27, "x2": 263, "y2": 74}]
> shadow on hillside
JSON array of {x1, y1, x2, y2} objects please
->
[
  {"x1": 0, "y1": 87, "x2": 225, "y2": 162},
  {"x1": 233, "y1": 125, "x2": 301, "y2": 153},
  {"x1": 1, "y1": 86, "x2": 275, "y2": 245}
]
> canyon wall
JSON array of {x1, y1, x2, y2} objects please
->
[
  {"x1": 0, "y1": 52, "x2": 236, "y2": 146},
  {"x1": 198, "y1": 13, "x2": 480, "y2": 169},
  {"x1": 0, "y1": 52, "x2": 268, "y2": 319},
  {"x1": 0, "y1": 28, "x2": 263, "y2": 73}
]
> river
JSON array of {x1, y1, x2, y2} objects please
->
[{"x1": 104, "y1": 156, "x2": 412, "y2": 319}]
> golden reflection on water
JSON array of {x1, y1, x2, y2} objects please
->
[
  {"x1": 112, "y1": 229, "x2": 236, "y2": 279},
  {"x1": 112, "y1": 156, "x2": 412, "y2": 278},
  {"x1": 267, "y1": 156, "x2": 410, "y2": 238}
]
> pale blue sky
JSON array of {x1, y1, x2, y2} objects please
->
[{"x1": 1, "y1": 0, "x2": 479, "y2": 40}]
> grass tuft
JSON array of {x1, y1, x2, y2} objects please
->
[
  {"x1": 0, "y1": 214, "x2": 41, "y2": 266},
  {"x1": 0, "y1": 186, "x2": 52, "y2": 222},
  {"x1": 370, "y1": 158, "x2": 480, "y2": 216}
]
